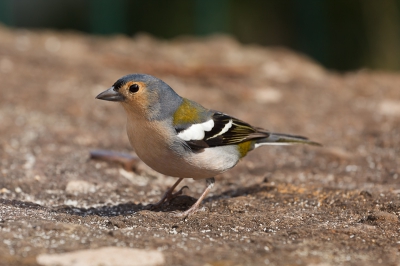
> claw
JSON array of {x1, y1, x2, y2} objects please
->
[
  {"x1": 174, "y1": 185, "x2": 189, "y2": 197},
  {"x1": 148, "y1": 178, "x2": 184, "y2": 210},
  {"x1": 173, "y1": 177, "x2": 215, "y2": 217},
  {"x1": 146, "y1": 177, "x2": 215, "y2": 216}
]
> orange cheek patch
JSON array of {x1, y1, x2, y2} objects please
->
[
  {"x1": 123, "y1": 81, "x2": 149, "y2": 115},
  {"x1": 125, "y1": 81, "x2": 147, "y2": 92}
]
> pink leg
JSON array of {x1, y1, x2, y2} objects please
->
[
  {"x1": 175, "y1": 177, "x2": 215, "y2": 217},
  {"x1": 149, "y1": 178, "x2": 185, "y2": 209}
]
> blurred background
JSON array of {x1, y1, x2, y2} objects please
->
[{"x1": 1, "y1": 0, "x2": 400, "y2": 71}]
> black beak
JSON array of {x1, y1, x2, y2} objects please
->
[{"x1": 96, "y1": 87, "x2": 125, "y2": 102}]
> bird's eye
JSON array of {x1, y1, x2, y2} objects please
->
[{"x1": 129, "y1": 84, "x2": 139, "y2": 93}]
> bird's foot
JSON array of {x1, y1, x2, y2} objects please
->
[
  {"x1": 148, "y1": 185, "x2": 189, "y2": 210},
  {"x1": 171, "y1": 177, "x2": 215, "y2": 218},
  {"x1": 171, "y1": 205, "x2": 202, "y2": 218}
]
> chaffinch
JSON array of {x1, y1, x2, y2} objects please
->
[{"x1": 96, "y1": 74, "x2": 320, "y2": 216}]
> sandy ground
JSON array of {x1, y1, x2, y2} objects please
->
[{"x1": 0, "y1": 25, "x2": 399, "y2": 266}]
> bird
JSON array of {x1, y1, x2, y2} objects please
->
[{"x1": 96, "y1": 74, "x2": 320, "y2": 216}]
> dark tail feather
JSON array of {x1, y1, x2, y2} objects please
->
[{"x1": 255, "y1": 132, "x2": 322, "y2": 147}]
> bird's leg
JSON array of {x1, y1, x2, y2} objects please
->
[
  {"x1": 176, "y1": 177, "x2": 215, "y2": 217},
  {"x1": 149, "y1": 178, "x2": 185, "y2": 210}
]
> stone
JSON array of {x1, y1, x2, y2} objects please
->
[{"x1": 36, "y1": 247, "x2": 165, "y2": 266}]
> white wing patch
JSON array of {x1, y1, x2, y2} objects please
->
[
  {"x1": 177, "y1": 119, "x2": 214, "y2": 141},
  {"x1": 208, "y1": 119, "x2": 233, "y2": 139}
]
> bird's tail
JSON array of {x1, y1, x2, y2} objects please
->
[{"x1": 254, "y1": 132, "x2": 321, "y2": 148}]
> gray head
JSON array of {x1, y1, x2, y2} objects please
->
[{"x1": 96, "y1": 74, "x2": 183, "y2": 121}]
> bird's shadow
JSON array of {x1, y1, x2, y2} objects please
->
[{"x1": 0, "y1": 183, "x2": 274, "y2": 217}]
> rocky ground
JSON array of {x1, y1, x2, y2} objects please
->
[{"x1": 0, "y1": 25, "x2": 399, "y2": 266}]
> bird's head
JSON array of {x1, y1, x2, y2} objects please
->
[{"x1": 96, "y1": 74, "x2": 182, "y2": 121}]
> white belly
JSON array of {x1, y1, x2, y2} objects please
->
[{"x1": 126, "y1": 118, "x2": 240, "y2": 179}]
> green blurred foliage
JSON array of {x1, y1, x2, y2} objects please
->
[{"x1": 1, "y1": 0, "x2": 400, "y2": 71}]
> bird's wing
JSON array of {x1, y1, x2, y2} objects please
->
[{"x1": 175, "y1": 111, "x2": 270, "y2": 150}]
